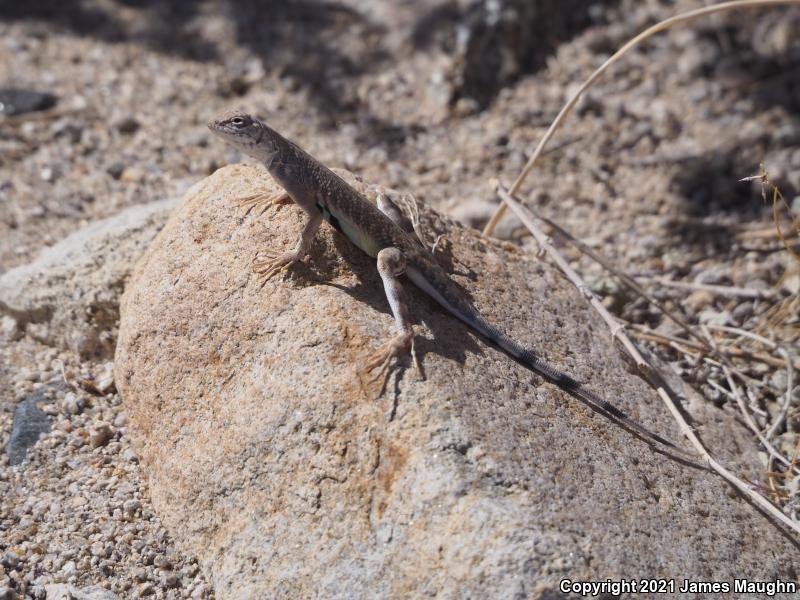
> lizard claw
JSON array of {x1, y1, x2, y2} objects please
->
[
  {"x1": 236, "y1": 191, "x2": 292, "y2": 216},
  {"x1": 252, "y1": 250, "x2": 300, "y2": 284},
  {"x1": 364, "y1": 331, "x2": 419, "y2": 395}
]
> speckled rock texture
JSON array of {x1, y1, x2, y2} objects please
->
[
  {"x1": 115, "y1": 165, "x2": 796, "y2": 599},
  {"x1": 0, "y1": 198, "x2": 178, "y2": 359}
]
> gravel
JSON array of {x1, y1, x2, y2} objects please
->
[{"x1": 2, "y1": 0, "x2": 799, "y2": 596}]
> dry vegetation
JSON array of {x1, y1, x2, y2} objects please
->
[{"x1": 487, "y1": 0, "x2": 800, "y2": 533}]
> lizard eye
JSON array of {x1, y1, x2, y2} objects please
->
[{"x1": 230, "y1": 117, "x2": 246, "y2": 127}]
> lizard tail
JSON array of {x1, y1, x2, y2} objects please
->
[
  {"x1": 462, "y1": 316, "x2": 683, "y2": 452},
  {"x1": 405, "y1": 265, "x2": 684, "y2": 453}
]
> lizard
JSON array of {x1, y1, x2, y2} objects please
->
[{"x1": 207, "y1": 109, "x2": 683, "y2": 452}]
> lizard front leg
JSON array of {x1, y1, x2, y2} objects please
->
[
  {"x1": 236, "y1": 190, "x2": 293, "y2": 216},
  {"x1": 253, "y1": 210, "x2": 323, "y2": 283},
  {"x1": 364, "y1": 247, "x2": 422, "y2": 393}
]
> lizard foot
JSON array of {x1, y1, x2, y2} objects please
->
[
  {"x1": 236, "y1": 191, "x2": 291, "y2": 216},
  {"x1": 252, "y1": 250, "x2": 301, "y2": 284},
  {"x1": 364, "y1": 331, "x2": 419, "y2": 394}
]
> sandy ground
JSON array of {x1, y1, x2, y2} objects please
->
[{"x1": 1, "y1": 1, "x2": 798, "y2": 598}]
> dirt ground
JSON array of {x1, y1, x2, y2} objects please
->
[{"x1": 1, "y1": 1, "x2": 798, "y2": 598}]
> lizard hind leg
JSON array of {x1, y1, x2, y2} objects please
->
[{"x1": 364, "y1": 247, "x2": 422, "y2": 393}]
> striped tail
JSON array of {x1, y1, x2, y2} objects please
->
[{"x1": 457, "y1": 313, "x2": 681, "y2": 451}]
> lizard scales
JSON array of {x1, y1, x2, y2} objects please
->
[{"x1": 208, "y1": 109, "x2": 677, "y2": 450}]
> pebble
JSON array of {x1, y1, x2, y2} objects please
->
[
  {"x1": 6, "y1": 393, "x2": 52, "y2": 465},
  {"x1": 120, "y1": 167, "x2": 146, "y2": 184},
  {"x1": 0, "y1": 88, "x2": 57, "y2": 116},
  {"x1": 114, "y1": 117, "x2": 140, "y2": 134},
  {"x1": 121, "y1": 448, "x2": 138, "y2": 462},
  {"x1": 62, "y1": 392, "x2": 84, "y2": 415},
  {"x1": 0, "y1": 316, "x2": 18, "y2": 341},
  {"x1": 62, "y1": 560, "x2": 78, "y2": 576},
  {"x1": 89, "y1": 424, "x2": 114, "y2": 449},
  {"x1": 732, "y1": 301, "x2": 753, "y2": 323},
  {"x1": 683, "y1": 290, "x2": 715, "y2": 312},
  {"x1": 94, "y1": 362, "x2": 115, "y2": 394},
  {"x1": 106, "y1": 162, "x2": 126, "y2": 180},
  {"x1": 162, "y1": 572, "x2": 180, "y2": 588},
  {"x1": 1, "y1": 5, "x2": 796, "y2": 600}
]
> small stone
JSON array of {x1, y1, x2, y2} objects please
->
[
  {"x1": 683, "y1": 290, "x2": 714, "y2": 312},
  {"x1": 135, "y1": 583, "x2": 154, "y2": 597},
  {"x1": 61, "y1": 560, "x2": 77, "y2": 576},
  {"x1": 153, "y1": 555, "x2": 172, "y2": 570},
  {"x1": 62, "y1": 392, "x2": 83, "y2": 415},
  {"x1": 44, "y1": 584, "x2": 72, "y2": 600},
  {"x1": 114, "y1": 117, "x2": 140, "y2": 134},
  {"x1": 123, "y1": 500, "x2": 141, "y2": 515},
  {"x1": 89, "y1": 424, "x2": 114, "y2": 449},
  {"x1": 94, "y1": 362, "x2": 115, "y2": 394},
  {"x1": 0, "y1": 315, "x2": 18, "y2": 341},
  {"x1": 698, "y1": 308, "x2": 731, "y2": 327},
  {"x1": 6, "y1": 391, "x2": 52, "y2": 465},
  {"x1": 40, "y1": 166, "x2": 55, "y2": 182},
  {"x1": 120, "y1": 167, "x2": 146, "y2": 184},
  {"x1": 791, "y1": 195, "x2": 800, "y2": 216},
  {"x1": 106, "y1": 162, "x2": 126, "y2": 179},
  {"x1": 113, "y1": 412, "x2": 128, "y2": 427},
  {"x1": 770, "y1": 369, "x2": 788, "y2": 391},
  {"x1": 0, "y1": 88, "x2": 57, "y2": 116},
  {"x1": 731, "y1": 301, "x2": 753, "y2": 322},
  {"x1": 121, "y1": 448, "x2": 138, "y2": 462},
  {"x1": 781, "y1": 271, "x2": 800, "y2": 295},
  {"x1": 162, "y1": 572, "x2": 179, "y2": 588},
  {"x1": 0, "y1": 587, "x2": 12, "y2": 600},
  {"x1": 451, "y1": 97, "x2": 479, "y2": 117}
]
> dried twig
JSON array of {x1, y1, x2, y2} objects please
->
[
  {"x1": 707, "y1": 325, "x2": 796, "y2": 440},
  {"x1": 701, "y1": 326, "x2": 797, "y2": 473},
  {"x1": 643, "y1": 277, "x2": 777, "y2": 300},
  {"x1": 630, "y1": 324, "x2": 800, "y2": 370},
  {"x1": 496, "y1": 185, "x2": 800, "y2": 535},
  {"x1": 483, "y1": 0, "x2": 800, "y2": 238},
  {"x1": 534, "y1": 214, "x2": 707, "y2": 346},
  {"x1": 742, "y1": 166, "x2": 800, "y2": 263}
]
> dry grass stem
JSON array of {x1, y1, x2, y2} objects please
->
[
  {"x1": 496, "y1": 185, "x2": 800, "y2": 535},
  {"x1": 483, "y1": 0, "x2": 800, "y2": 238},
  {"x1": 701, "y1": 326, "x2": 797, "y2": 473},
  {"x1": 535, "y1": 215, "x2": 707, "y2": 345},
  {"x1": 743, "y1": 166, "x2": 800, "y2": 262},
  {"x1": 644, "y1": 277, "x2": 777, "y2": 299},
  {"x1": 630, "y1": 324, "x2": 799, "y2": 370},
  {"x1": 706, "y1": 325, "x2": 796, "y2": 440}
]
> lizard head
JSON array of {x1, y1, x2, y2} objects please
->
[{"x1": 207, "y1": 109, "x2": 277, "y2": 162}]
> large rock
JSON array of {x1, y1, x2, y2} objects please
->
[
  {"x1": 0, "y1": 198, "x2": 178, "y2": 359},
  {"x1": 116, "y1": 164, "x2": 795, "y2": 598}
]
